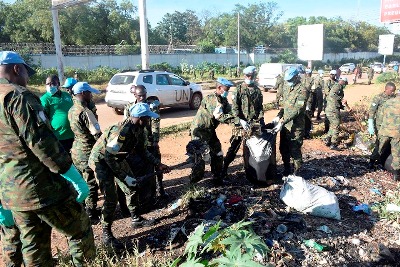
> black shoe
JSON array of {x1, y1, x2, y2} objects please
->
[
  {"x1": 323, "y1": 138, "x2": 331, "y2": 147},
  {"x1": 392, "y1": 170, "x2": 400, "y2": 181},
  {"x1": 102, "y1": 226, "x2": 124, "y2": 250},
  {"x1": 368, "y1": 159, "x2": 376, "y2": 170},
  {"x1": 119, "y1": 205, "x2": 131, "y2": 218},
  {"x1": 304, "y1": 134, "x2": 311, "y2": 140},
  {"x1": 131, "y1": 215, "x2": 155, "y2": 229},
  {"x1": 86, "y1": 208, "x2": 100, "y2": 223}
]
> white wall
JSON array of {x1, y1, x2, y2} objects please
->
[{"x1": 31, "y1": 51, "x2": 385, "y2": 70}]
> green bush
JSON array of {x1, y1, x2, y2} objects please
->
[
  {"x1": 114, "y1": 44, "x2": 140, "y2": 55},
  {"x1": 376, "y1": 71, "x2": 400, "y2": 84}
]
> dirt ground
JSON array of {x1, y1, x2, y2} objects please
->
[{"x1": 2, "y1": 73, "x2": 400, "y2": 266}]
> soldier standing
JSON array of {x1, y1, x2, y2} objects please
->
[
  {"x1": 312, "y1": 69, "x2": 324, "y2": 120},
  {"x1": 274, "y1": 73, "x2": 284, "y2": 109},
  {"x1": 222, "y1": 66, "x2": 264, "y2": 177},
  {"x1": 367, "y1": 66, "x2": 374, "y2": 85},
  {"x1": 0, "y1": 51, "x2": 95, "y2": 266},
  {"x1": 271, "y1": 67, "x2": 307, "y2": 175},
  {"x1": 89, "y1": 103, "x2": 170, "y2": 229},
  {"x1": 323, "y1": 70, "x2": 338, "y2": 133},
  {"x1": 68, "y1": 82, "x2": 102, "y2": 223},
  {"x1": 190, "y1": 77, "x2": 235, "y2": 185},
  {"x1": 302, "y1": 69, "x2": 314, "y2": 139},
  {"x1": 377, "y1": 88, "x2": 400, "y2": 181},
  {"x1": 368, "y1": 82, "x2": 396, "y2": 169}
]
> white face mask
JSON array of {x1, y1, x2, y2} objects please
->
[
  {"x1": 245, "y1": 79, "x2": 254, "y2": 85},
  {"x1": 46, "y1": 86, "x2": 58, "y2": 95},
  {"x1": 221, "y1": 91, "x2": 229, "y2": 98}
]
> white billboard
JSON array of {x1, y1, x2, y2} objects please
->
[
  {"x1": 297, "y1": 24, "x2": 324, "y2": 61},
  {"x1": 52, "y1": 0, "x2": 91, "y2": 8},
  {"x1": 378, "y1": 34, "x2": 395, "y2": 55}
]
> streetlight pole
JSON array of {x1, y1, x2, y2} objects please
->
[
  {"x1": 237, "y1": 12, "x2": 240, "y2": 75},
  {"x1": 138, "y1": 0, "x2": 149, "y2": 70}
]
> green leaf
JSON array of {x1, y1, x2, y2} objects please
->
[{"x1": 184, "y1": 224, "x2": 205, "y2": 256}]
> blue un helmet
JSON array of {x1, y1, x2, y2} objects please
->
[{"x1": 284, "y1": 67, "x2": 299, "y2": 81}]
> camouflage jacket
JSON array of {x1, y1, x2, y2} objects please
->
[
  {"x1": 124, "y1": 99, "x2": 160, "y2": 144},
  {"x1": 370, "y1": 93, "x2": 396, "y2": 131},
  {"x1": 68, "y1": 98, "x2": 101, "y2": 162},
  {"x1": 314, "y1": 76, "x2": 324, "y2": 90},
  {"x1": 324, "y1": 79, "x2": 336, "y2": 98},
  {"x1": 367, "y1": 68, "x2": 374, "y2": 79},
  {"x1": 379, "y1": 97, "x2": 400, "y2": 138},
  {"x1": 325, "y1": 83, "x2": 344, "y2": 112},
  {"x1": 277, "y1": 81, "x2": 307, "y2": 129},
  {"x1": 191, "y1": 93, "x2": 234, "y2": 132},
  {"x1": 231, "y1": 82, "x2": 263, "y2": 124},
  {"x1": 302, "y1": 76, "x2": 313, "y2": 108},
  {"x1": 89, "y1": 119, "x2": 160, "y2": 180},
  {"x1": 0, "y1": 78, "x2": 73, "y2": 211},
  {"x1": 274, "y1": 74, "x2": 284, "y2": 91}
]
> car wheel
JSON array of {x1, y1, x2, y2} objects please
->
[
  {"x1": 114, "y1": 108, "x2": 124, "y2": 115},
  {"x1": 189, "y1": 93, "x2": 202, "y2": 110}
]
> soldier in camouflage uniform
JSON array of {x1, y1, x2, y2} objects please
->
[
  {"x1": 324, "y1": 78, "x2": 348, "y2": 150},
  {"x1": 89, "y1": 103, "x2": 170, "y2": 229},
  {"x1": 222, "y1": 66, "x2": 264, "y2": 177},
  {"x1": 68, "y1": 82, "x2": 101, "y2": 222},
  {"x1": 368, "y1": 82, "x2": 396, "y2": 169},
  {"x1": 323, "y1": 70, "x2": 338, "y2": 133},
  {"x1": 367, "y1": 66, "x2": 374, "y2": 85},
  {"x1": 302, "y1": 69, "x2": 314, "y2": 139},
  {"x1": 190, "y1": 77, "x2": 235, "y2": 185},
  {"x1": 312, "y1": 70, "x2": 324, "y2": 120},
  {"x1": 0, "y1": 51, "x2": 95, "y2": 266},
  {"x1": 0, "y1": 200, "x2": 22, "y2": 267},
  {"x1": 274, "y1": 73, "x2": 284, "y2": 109},
  {"x1": 124, "y1": 85, "x2": 165, "y2": 197},
  {"x1": 377, "y1": 89, "x2": 400, "y2": 181},
  {"x1": 271, "y1": 67, "x2": 307, "y2": 175}
]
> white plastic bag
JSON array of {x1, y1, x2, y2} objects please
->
[{"x1": 280, "y1": 175, "x2": 341, "y2": 220}]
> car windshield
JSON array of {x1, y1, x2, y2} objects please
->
[{"x1": 110, "y1": 75, "x2": 135, "y2": 85}]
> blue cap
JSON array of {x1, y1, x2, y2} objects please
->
[
  {"x1": 284, "y1": 67, "x2": 299, "y2": 81},
  {"x1": 217, "y1": 77, "x2": 234, "y2": 87},
  {"x1": 72, "y1": 82, "x2": 100, "y2": 95},
  {"x1": 243, "y1": 66, "x2": 256, "y2": 75},
  {"x1": 62, "y1": 77, "x2": 78, "y2": 88},
  {"x1": 129, "y1": 102, "x2": 159, "y2": 118},
  {"x1": 0, "y1": 51, "x2": 36, "y2": 76}
]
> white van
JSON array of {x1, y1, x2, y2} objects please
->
[{"x1": 258, "y1": 63, "x2": 305, "y2": 91}]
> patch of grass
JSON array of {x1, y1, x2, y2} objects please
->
[
  {"x1": 160, "y1": 122, "x2": 191, "y2": 137},
  {"x1": 180, "y1": 185, "x2": 206, "y2": 208}
]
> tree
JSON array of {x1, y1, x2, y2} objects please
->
[{"x1": 0, "y1": 1, "x2": 11, "y2": 42}]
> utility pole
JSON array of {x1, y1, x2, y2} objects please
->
[
  {"x1": 51, "y1": 8, "x2": 65, "y2": 81},
  {"x1": 138, "y1": 0, "x2": 149, "y2": 70},
  {"x1": 237, "y1": 12, "x2": 240, "y2": 75}
]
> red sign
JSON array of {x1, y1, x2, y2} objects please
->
[{"x1": 381, "y1": 0, "x2": 400, "y2": 23}]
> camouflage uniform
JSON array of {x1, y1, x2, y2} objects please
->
[
  {"x1": 89, "y1": 119, "x2": 160, "y2": 218},
  {"x1": 324, "y1": 82, "x2": 344, "y2": 145},
  {"x1": 274, "y1": 74, "x2": 284, "y2": 107},
  {"x1": 190, "y1": 93, "x2": 234, "y2": 183},
  {"x1": 367, "y1": 67, "x2": 374, "y2": 85},
  {"x1": 0, "y1": 78, "x2": 95, "y2": 266},
  {"x1": 68, "y1": 98, "x2": 101, "y2": 213},
  {"x1": 378, "y1": 97, "x2": 400, "y2": 174},
  {"x1": 302, "y1": 75, "x2": 314, "y2": 138},
  {"x1": 277, "y1": 81, "x2": 307, "y2": 173},
  {"x1": 370, "y1": 93, "x2": 396, "y2": 162},
  {"x1": 323, "y1": 79, "x2": 335, "y2": 110},
  {"x1": 312, "y1": 75, "x2": 324, "y2": 118},
  {"x1": 223, "y1": 82, "x2": 264, "y2": 174}
]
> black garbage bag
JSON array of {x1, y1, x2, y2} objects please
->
[{"x1": 243, "y1": 123, "x2": 277, "y2": 184}]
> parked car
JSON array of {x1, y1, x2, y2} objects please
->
[
  {"x1": 105, "y1": 70, "x2": 203, "y2": 114},
  {"x1": 339, "y1": 63, "x2": 356, "y2": 73},
  {"x1": 372, "y1": 63, "x2": 384, "y2": 73},
  {"x1": 258, "y1": 63, "x2": 305, "y2": 91}
]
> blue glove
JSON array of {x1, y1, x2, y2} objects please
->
[
  {"x1": 61, "y1": 165, "x2": 90, "y2": 203},
  {"x1": 0, "y1": 204, "x2": 14, "y2": 227},
  {"x1": 368, "y1": 119, "x2": 375, "y2": 135}
]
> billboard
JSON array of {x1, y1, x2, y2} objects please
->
[
  {"x1": 380, "y1": 0, "x2": 400, "y2": 23},
  {"x1": 297, "y1": 24, "x2": 324, "y2": 61},
  {"x1": 378, "y1": 34, "x2": 395, "y2": 55},
  {"x1": 52, "y1": 0, "x2": 91, "y2": 8}
]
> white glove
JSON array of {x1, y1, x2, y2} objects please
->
[
  {"x1": 306, "y1": 105, "x2": 310, "y2": 111},
  {"x1": 239, "y1": 119, "x2": 250, "y2": 131},
  {"x1": 272, "y1": 116, "x2": 280, "y2": 126},
  {"x1": 213, "y1": 104, "x2": 223, "y2": 119},
  {"x1": 124, "y1": 175, "x2": 137, "y2": 187},
  {"x1": 272, "y1": 122, "x2": 283, "y2": 133}
]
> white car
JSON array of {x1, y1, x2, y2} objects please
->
[
  {"x1": 105, "y1": 70, "x2": 203, "y2": 114},
  {"x1": 339, "y1": 63, "x2": 356, "y2": 73},
  {"x1": 372, "y1": 63, "x2": 384, "y2": 73}
]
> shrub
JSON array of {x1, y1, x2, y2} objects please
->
[{"x1": 376, "y1": 71, "x2": 400, "y2": 84}]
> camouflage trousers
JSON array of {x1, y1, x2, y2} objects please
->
[
  {"x1": 325, "y1": 109, "x2": 341, "y2": 144},
  {"x1": 311, "y1": 88, "x2": 323, "y2": 115},
  {"x1": 1, "y1": 225, "x2": 22, "y2": 267},
  {"x1": 279, "y1": 124, "x2": 304, "y2": 170},
  {"x1": 275, "y1": 87, "x2": 283, "y2": 105},
  {"x1": 90, "y1": 160, "x2": 118, "y2": 226},
  {"x1": 190, "y1": 128, "x2": 223, "y2": 183},
  {"x1": 223, "y1": 127, "x2": 244, "y2": 174},
  {"x1": 11, "y1": 197, "x2": 95, "y2": 266},
  {"x1": 378, "y1": 136, "x2": 400, "y2": 170},
  {"x1": 147, "y1": 146, "x2": 163, "y2": 191},
  {"x1": 73, "y1": 158, "x2": 99, "y2": 210}
]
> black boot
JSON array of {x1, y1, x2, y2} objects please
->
[
  {"x1": 102, "y1": 224, "x2": 124, "y2": 250},
  {"x1": 156, "y1": 176, "x2": 169, "y2": 198},
  {"x1": 86, "y1": 207, "x2": 100, "y2": 223},
  {"x1": 329, "y1": 143, "x2": 340, "y2": 151},
  {"x1": 392, "y1": 170, "x2": 400, "y2": 181},
  {"x1": 282, "y1": 162, "x2": 292, "y2": 176},
  {"x1": 131, "y1": 212, "x2": 154, "y2": 229},
  {"x1": 323, "y1": 137, "x2": 331, "y2": 147}
]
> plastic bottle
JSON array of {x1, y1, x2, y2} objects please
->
[
  {"x1": 168, "y1": 198, "x2": 182, "y2": 211},
  {"x1": 303, "y1": 239, "x2": 325, "y2": 252},
  {"x1": 352, "y1": 203, "x2": 371, "y2": 215}
]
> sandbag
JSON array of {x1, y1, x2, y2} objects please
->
[{"x1": 280, "y1": 175, "x2": 341, "y2": 220}]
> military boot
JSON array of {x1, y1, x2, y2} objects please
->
[
  {"x1": 282, "y1": 162, "x2": 292, "y2": 176},
  {"x1": 392, "y1": 170, "x2": 400, "y2": 181},
  {"x1": 131, "y1": 212, "x2": 154, "y2": 229},
  {"x1": 86, "y1": 207, "x2": 100, "y2": 223},
  {"x1": 293, "y1": 161, "x2": 302, "y2": 175},
  {"x1": 368, "y1": 159, "x2": 376, "y2": 170},
  {"x1": 102, "y1": 224, "x2": 124, "y2": 250},
  {"x1": 323, "y1": 137, "x2": 331, "y2": 147},
  {"x1": 156, "y1": 176, "x2": 169, "y2": 198},
  {"x1": 316, "y1": 113, "x2": 322, "y2": 121},
  {"x1": 329, "y1": 143, "x2": 340, "y2": 151}
]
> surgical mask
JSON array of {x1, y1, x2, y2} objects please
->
[
  {"x1": 221, "y1": 91, "x2": 229, "y2": 98},
  {"x1": 245, "y1": 79, "x2": 254, "y2": 85},
  {"x1": 46, "y1": 86, "x2": 58, "y2": 95}
]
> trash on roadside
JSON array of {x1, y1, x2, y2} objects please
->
[
  {"x1": 226, "y1": 195, "x2": 243, "y2": 206},
  {"x1": 353, "y1": 132, "x2": 374, "y2": 154},
  {"x1": 167, "y1": 227, "x2": 181, "y2": 244},
  {"x1": 370, "y1": 188, "x2": 383, "y2": 196},
  {"x1": 216, "y1": 194, "x2": 226, "y2": 206},
  {"x1": 303, "y1": 239, "x2": 327, "y2": 252},
  {"x1": 352, "y1": 203, "x2": 371, "y2": 215},
  {"x1": 280, "y1": 175, "x2": 341, "y2": 220},
  {"x1": 204, "y1": 205, "x2": 226, "y2": 220},
  {"x1": 386, "y1": 203, "x2": 400, "y2": 212},
  {"x1": 317, "y1": 225, "x2": 332, "y2": 234},
  {"x1": 168, "y1": 198, "x2": 182, "y2": 211},
  {"x1": 275, "y1": 224, "x2": 287, "y2": 234},
  {"x1": 335, "y1": 175, "x2": 349, "y2": 185}
]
